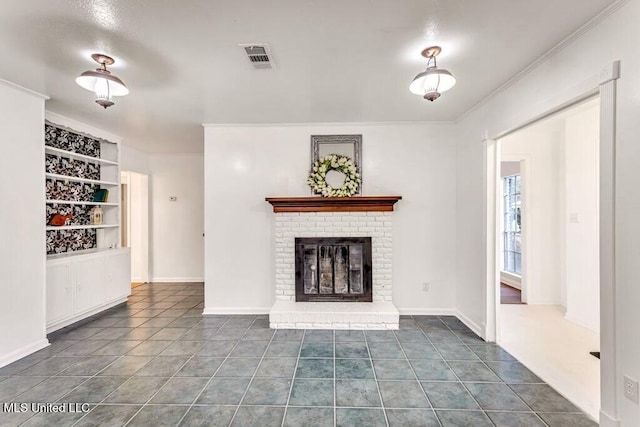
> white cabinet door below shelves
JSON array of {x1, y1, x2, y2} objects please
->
[
  {"x1": 75, "y1": 256, "x2": 106, "y2": 313},
  {"x1": 106, "y1": 251, "x2": 131, "y2": 302},
  {"x1": 46, "y1": 263, "x2": 74, "y2": 323}
]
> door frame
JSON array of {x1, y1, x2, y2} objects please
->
[
  {"x1": 484, "y1": 61, "x2": 619, "y2": 425},
  {"x1": 121, "y1": 171, "x2": 150, "y2": 283}
]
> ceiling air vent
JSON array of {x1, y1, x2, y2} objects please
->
[{"x1": 240, "y1": 44, "x2": 275, "y2": 69}]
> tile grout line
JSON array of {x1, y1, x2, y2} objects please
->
[
  {"x1": 65, "y1": 289, "x2": 208, "y2": 427},
  {"x1": 4, "y1": 287, "x2": 593, "y2": 427},
  {"x1": 396, "y1": 316, "x2": 443, "y2": 427},
  {"x1": 120, "y1": 329, "x2": 211, "y2": 426},
  {"x1": 333, "y1": 330, "x2": 336, "y2": 427},
  {"x1": 363, "y1": 331, "x2": 390, "y2": 427},
  {"x1": 13, "y1": 301, "x2": 176, "y2": 426},
  {"x1": 430, "y1": 316, "x2": 496, "y2": 426},
  {"x1": 174, "y1": 315, "x2": 246, "y2": 426},
  {"x1": 49, "y1": 290, "x2": 171, "y2": 426},
  {"x1": 227, "y1": 319, "x2": 279, "y2": 427},
  {"x1": 280, "y1": 329, "x2": 307, "y2": 427},
  {"x1": 442, "y1": 317, "x2": 551, "y2": 427}
]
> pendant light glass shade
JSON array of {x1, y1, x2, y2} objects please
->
[
  {"x1": 76, "y1": 54, "x2": 128, "y2": 109},
  {"x1": 409, "y1": 46, "x2": 455, "y2": 102},
  {"x1": 409, "y1": 68, "x2": 456, "y2": 95},
  {"x1": 75, "y1": 70, "x2": 129, "y2": 96}
]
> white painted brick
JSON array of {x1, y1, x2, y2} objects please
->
[
  {"x1": 271, "y1": 210, "x2": 396, "y2": 322},
  {"x1": 296, "y1": 323, "x2": 313, "y2": 328}
]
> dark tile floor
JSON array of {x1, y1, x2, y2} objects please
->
[{"x1": 0, "y1": 283, "x2": 597, "y2": 426}]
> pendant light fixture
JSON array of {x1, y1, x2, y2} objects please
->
[
  {"x1": 409, "y1": 46, "x2": 456, "y2": 102},
  {"x1": 76, "y1": 53, "x2": 129, "y2": 109}
]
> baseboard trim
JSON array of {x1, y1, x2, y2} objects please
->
[
  {"x1": 0, "y1": 339, "x2": 49, "y2": 368},
  {"x1": 47, "y1": 297, "x2": 128, "y2": 334},
  {"x1": 150, "y1": 277, "x2": 204, "y2": 283},
  {"x1": 397, "y1": 308, "x2": 455, "y2": 316},
  {"x1": 203, "y1": 307, "x2": 270, "y2": 315},
  {"x1": 599, "y1": 409, "x2": 620, "y2": 427},
  {"x1": 455, "y1": 310, "x2": 485, "y2": 340}
]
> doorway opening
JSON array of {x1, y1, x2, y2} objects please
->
[
  {"x1": 495, "y1": 97, "x2": 601, "y2": 419},
  {"x1": 121, "y1": 171, "x2": 150, "y2": 286}
]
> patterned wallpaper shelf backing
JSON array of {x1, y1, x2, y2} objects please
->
[
  {"x1": 46, "y1": 154, "x2": 100, "y2": 180},
  {"x1": 46, "y1": 204, "x2": 93, "y2": 226},
  {"x1": 45, "y1": 123, "x2": 104, "y2": 254},
  {"x1": 46, "y1": 179, "x2": 99, "y2": 202},
  {"x1": 45, "y1": 124, "x2": 101, "y2": 157},
  {"x1": 47, "y1": 229, "x2": 97, "y2": 255}
]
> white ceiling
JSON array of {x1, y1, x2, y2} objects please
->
[{"x1": 0, "y1": 0, "x2": 616, "y2": 153}]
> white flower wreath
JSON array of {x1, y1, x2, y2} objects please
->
[{"x1": 308, "y1": 154, "x2": 361, "y2": 197}]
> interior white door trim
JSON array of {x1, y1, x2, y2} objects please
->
[{"x1": 483, "y1": 61, "x2": 620, "y2": 426}]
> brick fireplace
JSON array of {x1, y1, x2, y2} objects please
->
[{"x1": 266, "y1": 196, "x2": 401, "y2": 329}]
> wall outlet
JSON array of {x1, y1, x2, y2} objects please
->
[
  {"x1": 624, "y1": 375, "x2": 639, "y2": 403},
  {"x1": 422, "y1": 282, "x2": 430, "y2": 292}
]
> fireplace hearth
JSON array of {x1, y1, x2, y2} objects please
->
[{"x1": 295, "y1": 237, "x2": 372, "y2": 302}]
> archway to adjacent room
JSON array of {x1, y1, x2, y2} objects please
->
[
  {"x1": 121, "y1": 171, "x2": 150, "y2": 285},
  {"x1": 484, "y1": 62, "x2": 619, "y2": 424}
]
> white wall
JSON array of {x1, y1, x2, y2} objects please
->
[
  {"x1": 500, "y1": 161, "x2": 520, "y2": 178},
  {"x1": 564, "y1": 103, "x2": 600, "y2": 332},
  {"x1": 204, "y1": 123, "x2": 457, "y2": 315},
  {"x1": 121, "y1": 145, "x2": 206, "y2": 284},
  {"x1": 148, "y1": 154, "x2": 204, "y2": 282},
  {"x1": 121, "y1": 144, "x2": 150, "y2": 175},
  {"x1": 0, "y1": 80, "x2": 48, "y2": 366},
  {"x1": 501, "y1": 127, "x2": 564, "y2": 305},
  {"x1": 455, "y1": 1, "x2": 640, "y2": 424}
]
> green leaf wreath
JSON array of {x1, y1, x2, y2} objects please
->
[{"x1": 308, "y1": 154, "x2": 361, "y2": 197}]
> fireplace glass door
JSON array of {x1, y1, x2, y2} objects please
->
[{"x1": 295, "y1": 237, "x2": 372, "y2": 302}]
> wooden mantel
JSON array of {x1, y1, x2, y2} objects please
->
[{"x1": 265, "y1": 196, "x2": 402, "y2": 213}]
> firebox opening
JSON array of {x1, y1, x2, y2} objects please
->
[{"x1": 295, "y1": 237, "x2": 372, "y2": 302}]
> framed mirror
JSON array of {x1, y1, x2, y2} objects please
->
[{"x1": 311, "y1": 134, "x2": 362, "y2": 194}]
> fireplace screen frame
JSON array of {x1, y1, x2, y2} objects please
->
[{"x1": 295, "y1": 237, "x2": 372, "y2": 302}]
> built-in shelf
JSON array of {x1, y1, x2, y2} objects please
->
[
  {"x1": 46, "y1": 247, "x2": 123, "y2": 260},
  {"x1": 45, "y1": 146, "x2": 117, "y2": 166},
  {"x1": 45, "y1": 173, "x2": 118, "y2": 186},
  {"x1": 46, "y1": 224, "x2": 119, "y2": 231},
  {"x1": 46, "y1": 199, "x2": 118, "y2": 206},
  {"x1": 265, "y1": 196, "x2": 402, "y2": 213}
]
